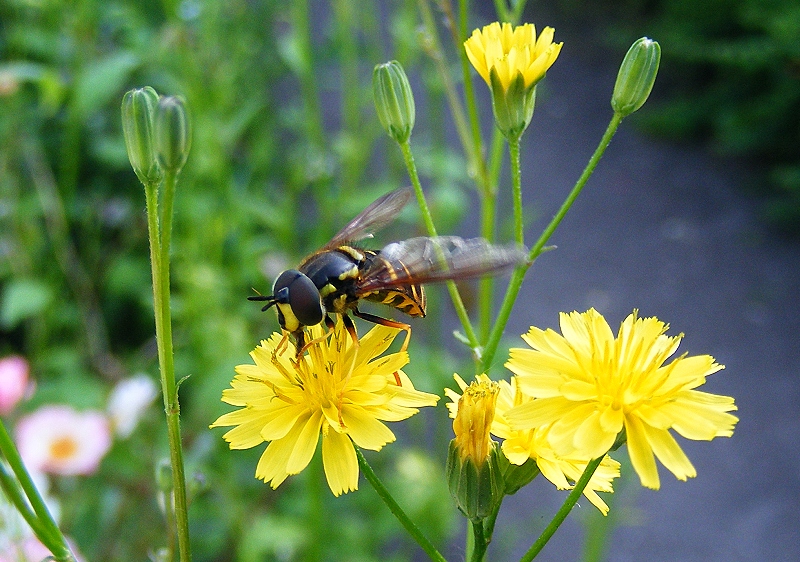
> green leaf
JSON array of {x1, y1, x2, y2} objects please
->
[{"x1": 0, "y1": 278, "x2": 53, "y2": 328}]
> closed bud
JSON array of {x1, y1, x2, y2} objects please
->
[
  {"x1": 373, "y1": 61, "x2": 415, "y2": 144},
  {"x1": 612, "y1": 37, "x2": 661, "y2": 117},
  {"x1": 156, "y1": 95, "x2": 192, "y2": 174},
  {"x1": 447, "y1": 440, "x2": 504, "y2": 521},
  {"x1": 121, "y1": 87, "x2": 162, "y2": 185},
  {"x1": 446, "y1": 377, "x2": 504, "y2": 520}
]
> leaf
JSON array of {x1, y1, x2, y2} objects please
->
[{"x1": 0, "y1": 278, "x2": 54, "y2": 328}]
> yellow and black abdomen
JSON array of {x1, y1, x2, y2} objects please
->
[{"x1": 359, "y1": 250, "x2": 426, "y2": 318}]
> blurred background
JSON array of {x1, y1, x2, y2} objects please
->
[{"x1": 0, "y1": 0, "x2": 798, "y2": 560}]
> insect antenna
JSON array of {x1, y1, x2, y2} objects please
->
[{"x1": 248, "y1": 294, "x2": 279, "y2": 312}]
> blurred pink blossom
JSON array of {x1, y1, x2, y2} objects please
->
[
  {"x1": 15, "y1": 406, "x2": 111, "y2": 476},
  {"x1": 0, "y1": 356, "x2": 30, "y2": 415}
]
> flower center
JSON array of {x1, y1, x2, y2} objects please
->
[{"x1": 49, "y1": 436, "x2": 78, "y2": 460}]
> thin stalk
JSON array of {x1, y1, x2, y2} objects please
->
[
  {"x1": 145, "y1": 172, "x2": 192, "y2": 562},
  {"x1": 480, "y1": 113, "x2": 624, "y2": 373},
  {"x1": 520, "y1": 456, "x2": 604, "y2": 562},
  {"x1": 508, "y1": 134, "x2": 524, "y2": 246},
  {"x1": 469, "y1": 519, "x2": 488, "y2": 562},
  {"x1": 398, "y1": 140, "x2": 480, "y2": 353},
  {"x1": 0, "y1": 422, "x2": 75, "y2": 561},
  {"x1": 356, "y1": 448, "x2": 446, "y2": 562}
]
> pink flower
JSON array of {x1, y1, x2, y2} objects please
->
[
  {"x1": 15, "y1": 406, "x2": 112, "y2": 476},
  {"x1": 0, "y1": 356, "x2": 30, "y2": 415}
]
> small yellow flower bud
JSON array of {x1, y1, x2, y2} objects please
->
[
  {"x1": 155, "y1": 95, "x2": 192, "y2": 174},
  {"x1": 373, "y1": 61, "x2": 415, "y2": 144},
  {"x1": 121, "y1": 87, "x2": 162, "y2": 186},
  {"x1": 446, "y1": 378, "x2": 504, "y2": 520},
  {"x1": 464, "y1": 22, "x2": 563, "y2": 139},
  {"x1": 612, "y1": 37, "x2": 661, "y2": 117}
]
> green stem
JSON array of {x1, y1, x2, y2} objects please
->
[
  {"x1": 356, "y1": 448, "x2": 446, "y2": 562},
  {"x1": 0, "y1": 421, "x2": 75, "y2": 561},
  {"x1": 520, "y1": 456, "x2": 604, "y2": 562},
  {"x1": 469, "y1": 519, "x2": 488, "y2": 562},
  {"x1": 480, "y1": 113, "x2": 623, "y2": 373},
  {"x1": 145, "y1": 172, "x2": 192, "y2": 562},
  {"x1": 398, "y1": 140, "x2": 480, "y2": 353},
  {"x1": 508, "y1": 134, "x2": 523, "y2": 246}
]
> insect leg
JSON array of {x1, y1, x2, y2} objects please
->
[
  {"x1": 352, "y1": 309, "x2": 412, "y2": 352},
  {"x1": 352, "y1": 309, "x2": 410, "y2": 386}
]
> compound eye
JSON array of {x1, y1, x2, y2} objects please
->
[{"x1": 273, "y1": 270, "x2": 324, "y2": 327}]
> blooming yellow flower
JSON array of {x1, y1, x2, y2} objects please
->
[
  {"x1": 447, "y1": 374, "x2": 619, "y2": 514},
  {"x1": 464, "y1": 22, "x2": 562, "y2": 92},
  {"x1": 504, "y1": 309, "x2": 739, "y2": 489},
  {"x1": 210, "y1": 320, "x2": 439, "y2": 496}
]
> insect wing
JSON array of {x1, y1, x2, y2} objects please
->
[
  {"x1": 321, "y1": 186, "x2": 414, "y2": 251},
  {"x1": 355, "y1": 236, "x2": 527, "y2": 293}
]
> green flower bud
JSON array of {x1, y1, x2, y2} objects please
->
[
  {"x1": 155, "y1": 95, "x2": 192, "y2": 174},
  {"x1": 612, "y1": 37, "x2": 661, "y2": 117},
  {"x1": 121, "y1": 87, "x2": 162, "y2": 186},
  {"x1": 489, "y1": 69, "x2": 537, "y2": 140},
  {"x1": 373, "y1": 61, "x2": 415, "y2": 144},
  {"x1": 447, "y1": 440, "x2": 504, "y2": 521}
]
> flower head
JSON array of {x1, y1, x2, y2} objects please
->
[
  {"x1": 465, "y1": 22, "x2": 562, "y2": 138},
  {"x1": 447, "y1": 374, "x2": 618, "y2": 514},
  {"x1": 15, "y1": 405, "x2": 112, "y2": 476},
  {"x1": 505, "y1": 309, "x2": 739, "y2": 489},
  {"x1": 211, "y1": 320, "x2": 439, "y2": 496}
]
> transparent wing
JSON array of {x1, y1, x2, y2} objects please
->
[
  {"x1": 355, "y1": 236, "x2": 527, "y2": 293},
  {"x1": 321, "y1": 186, "x2": 414, "y2": 250}
]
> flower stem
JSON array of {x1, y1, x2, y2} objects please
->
[
  {"x1": 398, "y1": 140, "x2": 480, "y2": 354},
  {"x1": 469, "y1": 519, "x2": 488, "y2": 562},
  {"x1": 508, "y1": 133, "x2": 524, "y2": 246},
  {"x1": 145, "y1": 172, "x2": 192, "y2": 562},
  {"x1": 356, "y1": 448, "x2": 446, "y2": 562},
  {"x1": 0, "y1": 421, "x2": 76, "y2": 561},
  {"x1": 520, "y1": 456, "x2": 604, "y2": 562},
  {"x1": 480, "y1": 112, "x2": 623, "y2": 373}
]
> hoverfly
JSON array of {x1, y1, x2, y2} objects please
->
[{"x1": 249, "y1": 186, "x2": 527, "y2": 355}]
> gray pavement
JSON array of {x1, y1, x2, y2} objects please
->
[{"x1": 485, "y1": 41, "x2": 800, "y2": 561}]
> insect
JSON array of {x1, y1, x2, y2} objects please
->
[{"x1": 249, "y1": 186, "x2": 527, "y2": 355}]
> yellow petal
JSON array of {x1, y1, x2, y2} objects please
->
[
  {"x1": 643, "y1": 423, "x2": 696, "y2": 481},
  {"x1": 625, "y1": 414, "x2": 660, "y2": 489},
  {"x1": 284, "y1": 411, "x2": 322, "y2": 474},
  {"x1": 322, "y1": 430, "x2": 358, "y2": 496},
  {"x1": 342, "y1": 405, "x2": 396, "y2": 450}
]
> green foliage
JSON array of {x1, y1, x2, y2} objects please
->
[{"x1": 0, "y1": 0, "x2": 472, "y2": 559}]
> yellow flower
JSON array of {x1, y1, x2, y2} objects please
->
[
  {"x1": 464, "y1": 22, "x2": 562, "y2": 92},
  {"x1": 447, "y1": 374, "x2": 619, "y2": 514},
  {"x1": 210, "y1": 320, "x2": 439, "y2": 496},
  {"x1": 464, "y1": 22, "x2": 562, "y2": 138},
  {"x1": 505, "y1": 309, "x2": 739, "y2": 489}
]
